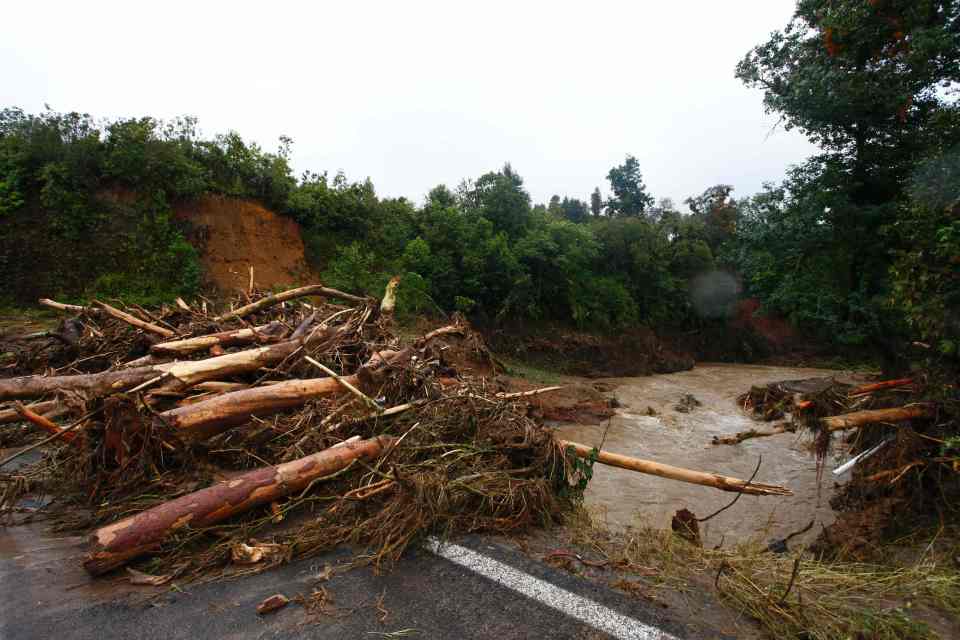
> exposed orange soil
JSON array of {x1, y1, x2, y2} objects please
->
[{"x1": 174, "y1": 195, "x2": 319, "y2": 292}]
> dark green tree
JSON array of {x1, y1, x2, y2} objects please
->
[
  {"x1": 466, "y1": 163, "x2": 531, "y2": 236},
  {"x1": 559, "y1": 197, "x2": 590, "y2": 223},
  {"x1": 590, "y1": 187, "x2": 603, "y2": 217},
  {"x1": 605, "y1": 155, "x2": 654, "y2": 217},
  {"x1": 735, "y1": 0, "x2": 960, "y2": 353}
]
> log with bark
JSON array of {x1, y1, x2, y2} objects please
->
[
  {"x1": 83, "y1": 435, "x2": 392, "y2": 575},
  {"x1": 822, "y1": 404, "x2": 934, "y2": 432},
  {"x1": 559, "y1": 439, "x2": 793, "y2": 495},
  {"x1": 214, "y1": 284, "x2": 369, "y2": 322},
  {"x1": 0, "y1": 366, "x2": 161, "y2": 401}
]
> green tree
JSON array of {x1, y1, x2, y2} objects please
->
[
  {"x1": 464, "y1": 163, "x2": 531, "y2": 236},
  {"x1": 735, "y1": 0, "x2": 960, "y2": 353},
  {"x1": 590, "y1": 187, "x2": 603, "y2": 218},
  {"x1": 685, "y1": 184, "x2": 738, "y2": 253},
  {"x1": 605, "y1": 155, "x2": 653, "y2": 217}
]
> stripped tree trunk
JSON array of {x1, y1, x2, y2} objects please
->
[
  {"x1": 83, "y1": 436, "x2": 392, "y2": 575},
  {"x1": 38, "y1": 298, "x2": 90, "y2": 314},
  {"x1": 560, "y1": 439, "x2": 793, "y2": 496},
  {"x1": 822, "y1": 404, "x2": 933, "y2": 432},
  {"x1": 14, "y1": 403, "x2": 76, "y2": 443},
  {"x1": 161, "y1": 376, "x2": 349, "y2": 439},
  {"x1": 848, "y1": 378, "x2": 915, "y2": 397},
  {"x1": 150, "y1": 322, "x2": 286, "y2": 356}
]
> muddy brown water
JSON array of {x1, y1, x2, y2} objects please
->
[{"x1": 555, "y1": 363, "x2": 867, "y2": 547}]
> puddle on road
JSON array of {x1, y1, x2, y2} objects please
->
[{"x1": 555, "y1": 363, "x2": 866, "y2": 547}]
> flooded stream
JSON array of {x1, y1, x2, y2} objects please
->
[{"x1": 555, "y1": 363, "x2": 864, "y2": 546}]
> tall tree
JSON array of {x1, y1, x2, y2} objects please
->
[
  {"x1": 590, "y1": 187, "x2": 603, "y2": 217},
  {"x1": 466, "y1": 163, "x2": 531, "y2": 237},
  {"x1": 685, "y1": 185, "x2": 738, "y2": 253},
  {"x1": 560, "y1": 197, "x2": 590, "y2": 223},
  {"x1": 605, "y1": 155, "x2": 654, "y2": 217},
  {"x1": 735, "y1": 0, "x2": 960, "y2": 353}
]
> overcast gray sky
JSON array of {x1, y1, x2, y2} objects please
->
[{"x1": 1, "y1": 1, "x2": 817, "y2": 207}]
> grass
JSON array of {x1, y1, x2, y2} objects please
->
[{"x1": 563, "y1": 508, "x2": 960, "y2": 640}]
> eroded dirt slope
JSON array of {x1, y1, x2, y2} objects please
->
[{"x1": 175, "y1": 195, "x2": 319, "y2": 292}]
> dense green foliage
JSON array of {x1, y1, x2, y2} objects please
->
[
  {"x1": 1, "y1": 1, "x2": 957, "y2": 362},
  {"x1": 731, "y1": 0, "x2": 960, "y2": 367},
  {"x1": 0, "y1": 108, "x2": 294, "y2": 304},
  {"x1": 0, "y1": 106, "x2": 728, "y2": 329}
]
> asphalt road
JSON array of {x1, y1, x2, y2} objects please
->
[{"x1": 0, "y1": 522, "x2": 738, "y2": 640}]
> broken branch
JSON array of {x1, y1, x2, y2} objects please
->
[
  {"x1": 559, "y1": 439, "x2": 793, "y2": 495},
  {"x1": 95, "y1": 300, "x2": 176, "y2": 338},
  {"x1": 214, "y1": 284, "x2": 368, "y2": 322}
]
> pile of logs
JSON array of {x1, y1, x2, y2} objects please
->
[{"x1": 1, "y1": 281, "x2": 795, "y2": 581}]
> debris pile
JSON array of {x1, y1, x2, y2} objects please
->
[
  {"x1": 728, "y1": 374, "x2": 956, "y2": 558},
  {"x1": 0, "y1": 284, "x2": 581, "y2": 581},
  {"x1": 0, "y1": 282, "x2": 795, "y2": 585}
]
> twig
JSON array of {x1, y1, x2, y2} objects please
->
[
  {"x1": 777, "y1": 557, "x2": 802, "y2": 606},
  {"x1": 305, "y1": 356, "x2": 382, "y2": 412},
  {"x1": 496, "y1": 386, "x2": 564, "y2": 399},
  {"x1": 697, "y1": 456, "x2": 763, "y2": 522}
]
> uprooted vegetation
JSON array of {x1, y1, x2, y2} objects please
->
[
  {"x1": 0, "y1": 282, "x2": 799, "y2": 588},
  {"x1": 730, "y1": 374, "x2": 959, "y2": 555},
  {"x1": 0, "y1": 285, "x2": 586, "y2": 582}
]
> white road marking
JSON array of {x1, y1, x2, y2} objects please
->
[{"x1": 425, "y1": 538, "x2": 679, "y2": 640}]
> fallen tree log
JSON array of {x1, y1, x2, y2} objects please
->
[
  {"x1": 95, "y1": 301, "x2": 176, "y2": 338},
  {"x1": 150, "y1": 322, "x2": 285, "y2": 356},
  {"x1": 214, "y1": 284, "x2": 369, "y2": 322},
  {"x1": 161, "y1": 376, "x2": 349, "y2": 439},
  {"x1": 712, "y1": 423, "x2": 796, "y2": 446},
  {"x1": 0, "y1": 333, "x2": 328, "y2": 401},
  {"x1": 83, "y1": 435, "x2": 393, "y2": 575},
  {"x1": 157, "y1": 324, "x2": 461, "y2": 438},
  {"x1": 0, "y1": 366, "x2": 159, "y2": 401},
  {"x1": 822, "y1": 404, "x2": 934, "y2": 432},
  {"x1": 559, "y1": 439, "x2": 793, "y2": 496}
]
